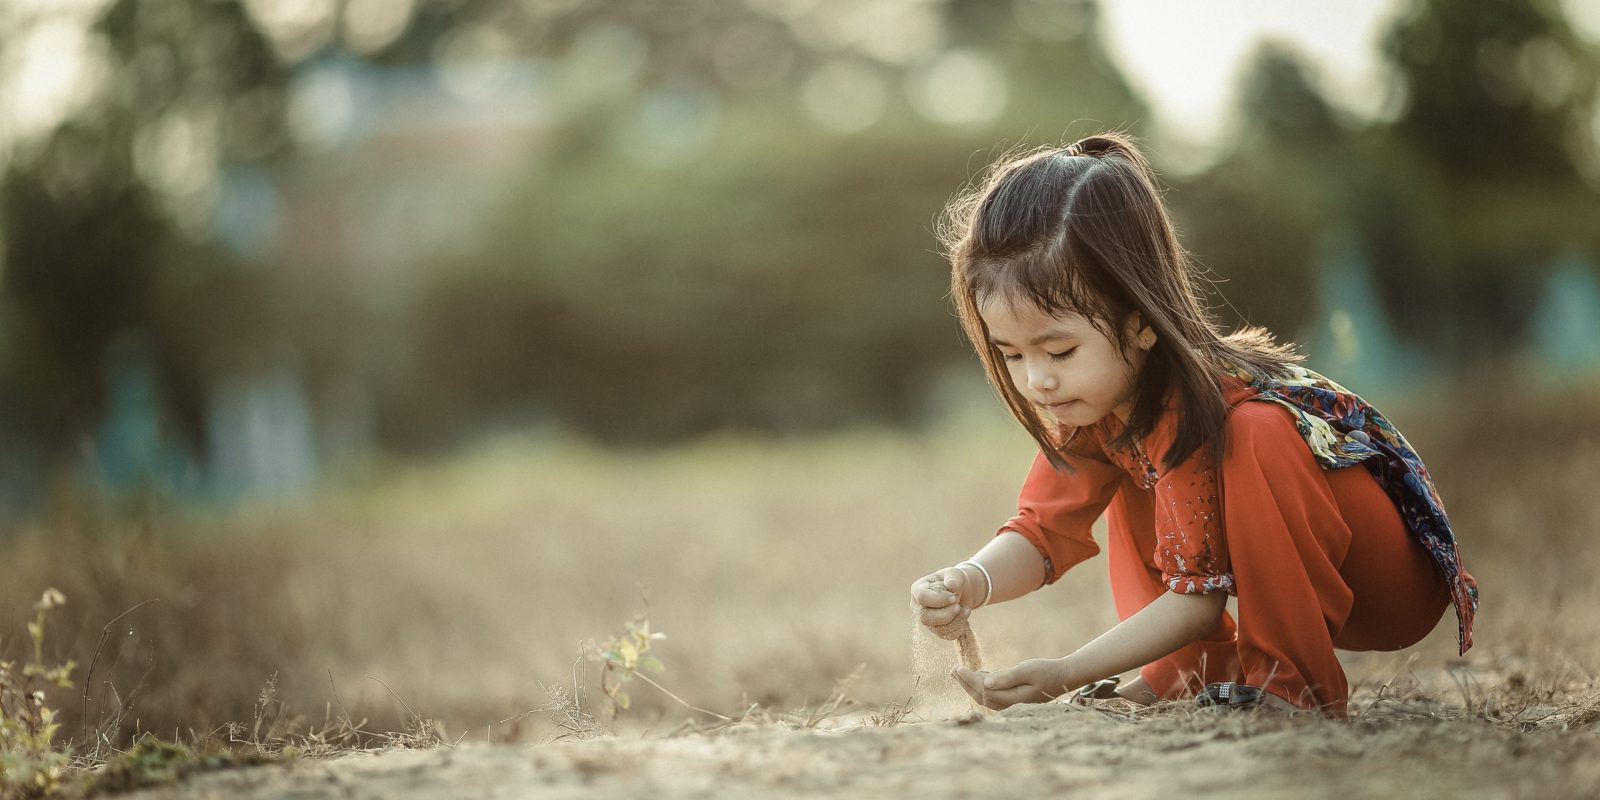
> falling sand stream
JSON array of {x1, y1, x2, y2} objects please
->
[{"x1": 910, "y1": 577, "x2": 984, "y2": 716}]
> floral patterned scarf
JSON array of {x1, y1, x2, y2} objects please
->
[{"x1": 1230, "y1": 364, "x2": 1479, "y2": 655}]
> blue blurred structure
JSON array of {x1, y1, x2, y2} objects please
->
[
  {"x1": 92, "y1": 337, "x2": 318, "y2": 503},
  {"x1": 205, "y1": 367, "x2": 319, "y2": 502},
  {"x1": 1530, "y1": 249, "x2": 1600, "y2": 375},
  {"x1": 1301, "y1": 227, "x2": 1432, "y2": 398},
  {"x1": 214, "y1": 165, "x2": 283, "y2": 265},
  {"x1": 82, "y1": 55, "x2": 551, "y2": 507},
  {"x1": 92, "y1": 339, "x2": 206, "y2": 500}
]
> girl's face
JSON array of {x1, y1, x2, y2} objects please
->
[{"x1": 979, "y1": 295, "x2": 1153, "y2": 428}]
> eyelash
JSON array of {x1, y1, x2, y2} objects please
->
[{"x1": 1002, "y1": 348, "x2": 1077, "y2": 362}]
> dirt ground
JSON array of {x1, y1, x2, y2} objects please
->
[
  {"x1": 10, "y1": 384, "x2": 1600, "y2": 798},
  {"x1": 119, "y1": 694, "x2": 1600, "y2": 800}
]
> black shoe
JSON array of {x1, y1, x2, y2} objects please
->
[
  {"x1": 1195, "y1": 682, "x2": 1266, "y2": 709},
  {"x1": 1069, "y1": 676, "x2": 1122, "y2": 704}
]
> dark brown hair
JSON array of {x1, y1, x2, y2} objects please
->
[{"x1": 937, "y1": 131, "x2": 1301, "y2": 471}]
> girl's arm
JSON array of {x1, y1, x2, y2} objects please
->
[
  {"x1": 964, "y1": 529, "x2": 1049, "y2": 605},
  {"x1": 915, "y1": 448, "x2": 1118, "y2": 637},
  {"x1": 955, "y1": 590, "x2": 1227, "y2": 708},
  {"x1": 1060, "y1": 590, "x2": 1227, "y2": 683},
  {"x1": 911, "y1": 531, "x2": 1046, "y2": 636}
]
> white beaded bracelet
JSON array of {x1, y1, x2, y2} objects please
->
[{"x1": 957, "y1": 560, "x2": 994, "y2": 608}]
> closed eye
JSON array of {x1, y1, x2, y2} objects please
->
[{"x1": 1049, "y1": 348, "x2": 1078, "y2": 361}]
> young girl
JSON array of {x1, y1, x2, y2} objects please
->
[{"x1": 910, "y1": 132, "x2": 1478, "y2": 718}]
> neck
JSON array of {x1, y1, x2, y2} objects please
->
[{"x1": 1112, "y1": 400, "x2": 1134, "y2": 423}]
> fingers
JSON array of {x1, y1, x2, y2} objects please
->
[
  {"x1": 911, "y1": 565, "x2": 983, "y2": 637},
  {"x1": 920, "y1": 599, "x2": 970, "y2": 631},
  {"x1": 912, "y1": 573, "x2": 966, "y2": 634},
  {"x1": 952, "y1": 667, "x2": 989, "y2": 706},
  {"x1": 953, "y1": 662, "x2": 1067, "y2": 710},
  {"x1": 953, "y1": 667, "x2": 1036, "y2": 711},
  {"x1": 910, "y1": 574, "x2": 960, "y2": 610},
  {"x1": 981, "y1": 684, "x2": 1043, "y2": 708},
  {"x1": 929, "y1": 613, "x2": 971, "y2": 640},
  {"x1": 991, "y1": 658, "x2": 1073, "y2": 701},
  {"x1": 942, "y1": 567, "x2": 968, "y2": 596},
  {"x1": 980, "y1": 665, "x2": 1025, "y2": 691}
]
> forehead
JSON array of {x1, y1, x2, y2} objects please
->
[{"x1": 978, "y1": 294, "x2": 1092, "y2": 336}]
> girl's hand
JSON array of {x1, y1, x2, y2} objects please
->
[
  {"x1": 909, "y1": 567, "x2": 981, "y2": 639},
  {"x1": 952, "y1": 659, "x2": 1076, "y2": 710}
]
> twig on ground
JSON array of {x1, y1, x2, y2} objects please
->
[
  {"x1": 79, "y1": 598, "x2": 160, "y2": 749},
  {"x1": 364, "y1": 675, "x2": 450, "y2": 749},
  {"x1": 630, "y1": 671, "x2": 732, "y2": 722}
]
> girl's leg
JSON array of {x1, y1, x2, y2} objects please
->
[
  {"x1": 1114, "y1": 673, "x2": 1157, "y2": 704},
  {"x1": 1220, "y1": 402, "x2": 1363, "y2": 717},
  {"x1": 1220, "y1": 401, "x2": 1454, "y2": 718},
  {"x1": 1104, "y1": 491, "x2": 1245, "y2": 700},
  {"x1": 1323, "y1": 463, "x2": 1450, "y2": 651}
]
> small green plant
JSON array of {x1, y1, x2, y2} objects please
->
[
  {"x1": 590, "y1": 615, "x2": 667, "y2": 715},
  {"x1": 0, "y1": 588, "x2": 77, "y2": 797},
  {"x1": 586, "y1": 611, "x2": 729, "y2": 725}
]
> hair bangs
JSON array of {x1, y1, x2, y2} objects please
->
[{"x1": 973, "y1": 231, "x2": 1123, "y2": 344}]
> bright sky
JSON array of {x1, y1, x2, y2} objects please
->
[{"x1": 1096, "y1": 0, "x2": 1410, "y2": 171}]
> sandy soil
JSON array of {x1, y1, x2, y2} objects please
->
[
  {"x1": 119, "y1": 696, "x2": 1600, "y2": 800},
  {"x1": 23, "y1": 399, "x2": 1600, "y2": 799}
]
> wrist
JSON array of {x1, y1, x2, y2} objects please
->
[
  {"x1": 1052, "y1": 654, "x2": 1082, "y2": 698},
  {"x1": 947, "y1": 564, "x2": 978, "y2": 607},
  {"x1": 955, "y1": 561, "x2": 994, "y2": 609}
]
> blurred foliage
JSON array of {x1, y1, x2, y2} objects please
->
[
  {"x1": 0, "y1": 0, "x2": 1597, "y2": 505},
  {"x1": 1177, "y1": 0, "x2": 1600, "y2": 354},
  {"x1": 1169, "y1": 40, "x2": 1357, "y2": 338},
  {"x1": 0, "y1": 588, "x2": 75, "y2": 796},
  {"x1": 391, "y1": 0, "x2": 1149, "y2": 447},
  {"x1": 1376, "y1": 0, "x2": 1600, "y2": 353},
  {"x1": 0, "y1": 0, "x2": 294, "y2": 493}
]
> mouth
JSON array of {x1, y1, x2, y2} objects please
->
[{"x1": 1043, "y1": 400, "x2": 1078, "y2": 416}]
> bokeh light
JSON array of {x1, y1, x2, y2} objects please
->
[{"x1": 907, "y1": 49, "x2": 1008, "y2": 127}]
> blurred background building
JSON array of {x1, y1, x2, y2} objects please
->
[{"x1": 1, "y1": 0, "x2": 1597, "y2": 515}]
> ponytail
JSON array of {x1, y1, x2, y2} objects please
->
[{"x1": 1062, "y1": 134, "x2": 1143, "y2": 166}]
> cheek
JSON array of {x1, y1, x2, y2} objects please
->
[
  {"x1": 1088, "y1": 353, "x2": 1135, "y2": 394},
  {"x1": 1122, "y1": 347, "x2": 1147, "y2": 380},
  {"x1": 1112, "y1": 352, "x2": 1143, "y2": 392}
]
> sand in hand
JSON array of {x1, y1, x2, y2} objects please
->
[{"x1": 910, "y1": 578, "x2": 984, "y2": 716}]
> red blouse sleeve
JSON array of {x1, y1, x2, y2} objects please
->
[
  {"x1": 998, "y1": 433, "x2": 1124, "y2": 586},
  {"x1": 1151, "y1": 446, "x2": 1235, "y2": 595}
]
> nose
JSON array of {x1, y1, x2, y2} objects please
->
[{"x1": 1026, "y1": 362, "x2": 1058, "y2": 393}]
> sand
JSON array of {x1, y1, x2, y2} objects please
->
[
  {"x1": 909, "y1": 578, "x2": 986, "y2": 716},
  {"x1": 116, "y1": 697, "x2": 1600, "y2": 800}
]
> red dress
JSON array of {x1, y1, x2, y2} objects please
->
[{"x1": 999, "y1": 374, "x2": 1459, "y2": 717}]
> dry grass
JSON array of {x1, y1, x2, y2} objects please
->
[{"x1": 1, "y1": 373, "x2": 1598, "y2": 793}]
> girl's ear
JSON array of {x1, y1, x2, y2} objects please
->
[{"x1": 1126, "y1": 311, "x2": 1157, "y2": 350}]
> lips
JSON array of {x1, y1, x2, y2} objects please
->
[{"x1": 1045, "y1": 400, "x2": 1078, "y2": 415}]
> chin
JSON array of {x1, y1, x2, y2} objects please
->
[{"x1": 1050, "y1": 406, "x2": 1103, "y2": 426}]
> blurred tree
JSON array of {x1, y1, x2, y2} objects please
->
[
  {"x1": 1, "y1": 124, "x2": 164, "y2": 464},
  {"x1": 1180, "y1": 0, "x2": 1600, "y2": 367},
  {"x1": 1169, "y1": 40, "x2": 1354, "y2": 339},
  {"x1": 1378, "y1": 0, "x2": 1600, "y2": 354},
  {"x1": 400, "y1": 0, "x2": 1153, "y2": 446},
  {"x1": 1386, "y1": 0, "x2": 1597, "y2": 185},
  {"x1": 0, "y1": 0, "x2": 291, "y2": 494},
  {"x1": 0, "y1": 0, "x2": 1159, "y2": 486}
]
